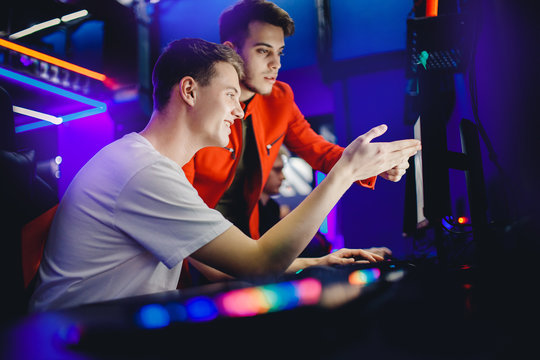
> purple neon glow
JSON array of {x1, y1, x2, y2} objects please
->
[
  {"x1": 315, "y1": 170, "x2": 342, "y2": 250},
  {"x1": 0, "y1": 66, "x2": 107, "y2": 133}
]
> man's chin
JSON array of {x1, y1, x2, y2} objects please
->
[
  {"x1": 219, "y1": 135, "x2": 232, "y2": 148},
  {"x1": 259, "y1": 83, "x2": 274, "y2": 95},
  {"x1": 201, "y1": 136, "x2": 230, "y2": 150},
  {"x1": 243, "y1": 81, "x2": 273, "y2": 96}
]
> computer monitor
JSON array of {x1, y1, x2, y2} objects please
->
[
  {"x1": 413, "y1": 116, "x2": 428, "y2": 230},
  {"x1": 403, "y1": 115, "x2": 488, "y2": 264}
]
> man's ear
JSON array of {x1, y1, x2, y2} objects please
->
[
  {"x1": 179, "y1": 76, "x2": 197, "y2": 106},
  {"x1": 223, "y1": 40, "x2": 237, "y2": 51}
]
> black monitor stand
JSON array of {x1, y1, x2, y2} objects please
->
[{"x1": 404, "y1": 113, "x2": 488, "y2": 267}]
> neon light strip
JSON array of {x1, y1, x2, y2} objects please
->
[
  {"x1": 9, "y1": 19, "x2": 62, "y2": 40},
  {"x1": 0, "y1": 38, "x2": 107, "y2": 82},
  {"x1": 10, "y1": 11, "x2": 89, "y2": 40},
  {"x1": 61, "y1": 10, "x2": 89, "y2": 23},
  {"x1": 62, "y1": 107, "x2": 105, "y2": 122},
  {"x1": 426, "y1": 0, "x2": 439, "y2": 17},
  {"x1": 13, "y1": 106, "x2": 63, "y2": 125},
  {"x1": 0, "y1": 67, "x2": 105, "y2": 107},
  {"x1": 0, "y1": 67, "x2": 107, "y2": 133},
  {"x1": 14, "y1": 106, "x2": 107, "y2": 133}
]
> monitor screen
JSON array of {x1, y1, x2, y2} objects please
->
[{"x1": 413, "y1": 116, "x2": 429, "y2": 229}]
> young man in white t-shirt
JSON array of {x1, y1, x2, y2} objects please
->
[{"x1": 29, "y1": 38, "x2": 420, "y2": 312}]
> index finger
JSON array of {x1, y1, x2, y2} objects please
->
[
  {"x1": 383, "y1": 139, "x2": 421, "y2": 152},
  {"x1": 359, "y1": 124, "x2": 388, "y2": 143}
]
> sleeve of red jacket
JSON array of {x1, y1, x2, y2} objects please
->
[{"x1": 281, "y1": 83, "x2": 376, "y2": 189}]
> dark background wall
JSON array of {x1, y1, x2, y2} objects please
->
[{"x1": 3, "y1": 0, "x2": 538, "y2": 261}]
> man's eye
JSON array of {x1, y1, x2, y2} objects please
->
[{"x1": 257, "y1": 48, "x2": 268, "y2": 54}]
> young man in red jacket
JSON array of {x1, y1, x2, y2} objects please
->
[{"x1": 182, "y1": 0, "x2": 410, "y2": 282}]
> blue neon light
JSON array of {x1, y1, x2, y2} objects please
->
[
  {"x1": 165, "y1": 302, "x2": 188, "y2": 322},
  {"x1": 259, "y1": 282, "x2": 299, "y2": 311},
  {"x1": 319, "y1": 216, "x2": 328, "y2": 234},
  {"x1": 185, "y1": 296, "x2": 218, "y2": 322},
  {"x1": 136, "y1": 304, "x2": 170, "y2": 329},
  {"x1": 0, "y1": 67, "x2": 107, "y2": 133},
  {"x1": 56, "y1": 324, "x2": 82, "y2": 345}
]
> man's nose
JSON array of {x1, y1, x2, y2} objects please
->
[
  {"x1": 232, "y1": 101, "x2": 244, "y2": 119},
  {"x1": 269, "y1": 53, "x2": 281, "y2": 71}
]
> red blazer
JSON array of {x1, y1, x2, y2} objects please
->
[{"x1": 183, "y1": 81, "x2": 375, "y2": 238}]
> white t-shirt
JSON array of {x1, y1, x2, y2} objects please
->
[{"x1": 29, "y1": 133, "x2": 232, "y2": 312}]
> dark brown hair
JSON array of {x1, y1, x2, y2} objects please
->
[{"x1": 219, "y1": 0, "x2": 295, "y2": 47}]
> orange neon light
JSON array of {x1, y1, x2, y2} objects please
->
[
  {"x1": 0, "y1": 38, "x2": 107, "y2": 82},
  {"x1": 426, "y1": 0, "x2": 439, "y2": 17}
]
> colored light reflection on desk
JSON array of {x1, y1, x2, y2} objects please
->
[
  {"x1": 348, "y1": 268, "x2": 381, "y2": 286},
  {"x1": 136, "y1": 304, "x2": 170, "y2": 329},
  {"x1": 184, "y1": 296, "x2": 219, "y2": 322},
  {"x1": 135, "y1": 278, "x2": 322, "y2": 329},
  {"x1": 216, "y1": 278, "x2": 322, "y2": 317}
]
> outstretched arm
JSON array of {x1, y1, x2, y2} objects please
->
[{"x1": 191, "y1": 125, "x2": 420, "y2": 278}]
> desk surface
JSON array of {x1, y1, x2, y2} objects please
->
[{"x1": 1, "y1": 260, "x2": 529, "y2": 360}]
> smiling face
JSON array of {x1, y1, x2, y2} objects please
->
[
  {"x1": 193, "y1": 61, "x2": 244, "y2": 147},
  {"x1": 236, "y1": 21, "x2": 285, "y2": 101}
]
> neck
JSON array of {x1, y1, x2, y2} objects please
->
[
  {"x1": 239, "y1": 83, "x2": 256, "y2": 103},
  {"x1": 260, "y1": 192, "x2": 270, "y2": 205},
  {"x1": 139, "y1": 108, "x2": 200, "y2": 167}
]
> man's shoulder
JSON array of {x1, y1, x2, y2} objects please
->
[{"x1": 84, "y1": 133, "x2": 177, "y2": 187}]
